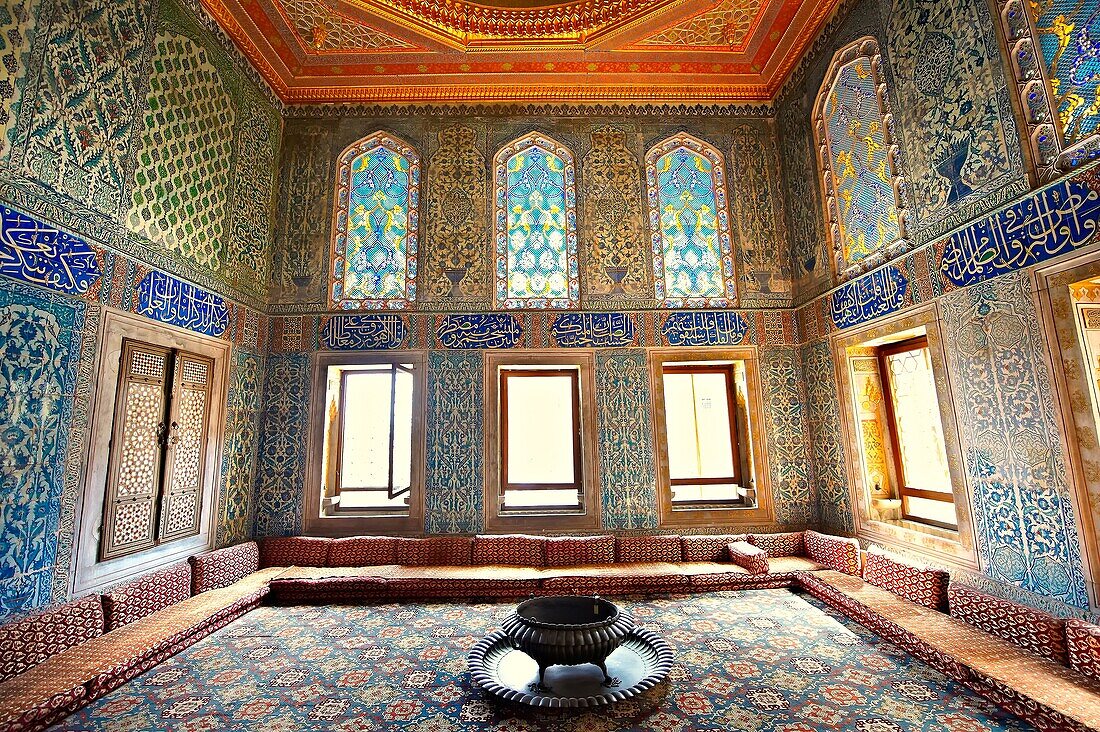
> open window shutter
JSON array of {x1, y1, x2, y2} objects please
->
[
  {"x1": 100, "y1": 342, "x2": 171, "y2": 561},
  {"x1": 159, "y1": 351, "x2": 213, "y2": 542}
]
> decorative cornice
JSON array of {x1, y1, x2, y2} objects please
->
[{"x1": 283, "y1": 100, "x2": 775, "y2": 119}]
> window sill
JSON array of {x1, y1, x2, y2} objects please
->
[
  {"x1": 857, "y1": 518, "x2": 978, "y2": 571},
  {"x1": 658, "y1": 501, "x2": 774, "y2": 529}
]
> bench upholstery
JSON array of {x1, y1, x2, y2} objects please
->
[
  {"x1": 326, "y1": 536, "x2": 398, "y2": 567},
  {"x1": 259, "y1": 536, "x2": 331, "y2": 568},
  {"x1": 615, "y1": 534, "x2": 682, "y2": 563},
  {"x1": 680, "y1": 534, "x2": 746, "y2": 562},
  {"x1": 394, "y1": 536, "x2": 474, "y2": 566},
  {"x1": 189, "y1": 541, "x2": 259, "y2": 594},
  {"x1": 0, "y1": 596, "x2": 104, "y2": 684},
  {"x1": 471, "y1": 534, "x2": 545, "y2": 566},
  {"x1": 727, "y1": 540, "x2": 769, "y2": 574},
  {"x1": 1067, "y1": 618, "x2": 1100, "y2": 682},
  {"x1": 949, "y1": 583, "x2": 1069, "y2": 664},
  {"x1": 862, "y1": 547, "x2": 949, "y2": 610},
  {"x1": 545, "y1": 535, "x2": 615, "y2": 566},
  {"x1": 102, "y1": 562, "x2": 192, "y2": 632}
]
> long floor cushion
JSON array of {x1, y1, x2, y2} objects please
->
[
  {"x1": 799, "y1": 570, "x2": 1100, "y2": 732},
  {"x1": 0, "y1": 569, "x2": 281, "y2": 732}
]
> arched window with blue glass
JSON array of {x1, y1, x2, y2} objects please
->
[
  {"x1": 813, "y1": 37, "x2": 909, "y2": 282},
  {"x1": 645, "y1": 134, "x2": 736, "y2": 307},
  {"x1": 331, "y1": 132, "x2": 420, "y2": 310},
  {"x1": 493, "y1": 132, "x2": 578, "y2": 309}
]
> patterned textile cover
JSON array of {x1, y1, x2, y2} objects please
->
[
  {"x1": 748, "y1": 531, "x2": 806, "y2": 557},
  {"x1": 0, "y1": 595, "x2": 104, "y2": 683},
  {"x1": 862, "y1": 548, "x2": 949, "y2": 611},
  {"x1": 615, "y1": 534, "x2": 683, "y2": 563},
  {"x1": 382, "y1": 577, "x2": 539, "y2": 599},
  {"x1": 680, "y1": 534, "x2": 747, "y2": 562},
  {"x1": 325, "y1": 536, "x2": 398, "y2": 567},
  {"x1": 804, "y1": 530, "x2": 860, "y2": 574},
  {"x1": 394, "y1": 537, "x2": 474, "y2": 567},
  {"x1": 727, "y1": 540, "x2": 769, "y2": 574},
  {"x1": 1066, "y1": 619, "x2": 1100, "y2": 682},
  {"x1": 102, "y1": 562, "x2": 192, "y2": 632},
  {"x1": 259, "y1": 536, "x2": 332, "y2": 568},
  {"x1": 949, "y1": 584, "x2": 1069, "y2": 665},
  {"x1": 189, "y1": 541, "x2": 259, "y2": 594},
  {"x1": 690, "y1": 572, "x2": 795, "y2": 591},
  {"x1": 544, "y1": 535, "x2": 615, "y2": 567},
  {"x1": 0, "y1": 685, "x2": 86, "y2": 732},
  {"x1": 542, "y1": 573, "x2": 690, "y2": 595},
  {"x1": 471, "y1": 534, "x2": 546, "y2": 566},
  {"x1": 269, "y1": 577, "x2": 389, "y2": 605}
]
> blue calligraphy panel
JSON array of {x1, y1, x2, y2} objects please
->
[
  {"x1": 137, "y1": 271, "x2": 229, "y2": 337},
  {"x1": 661, "y1": 311, "x2": 747, "y2": 346},
  {"x1": 552, "y1": 313, "x2": 636, "y2": 348},
  {"x1": 830, "y1": 265, "x2": 908, "y2": 330},
  {"x1": 0, "y1": 206, "x2": 100, "y2": 295},
  {"x1": 436, "y1": 314, "x2": 522, "y2": 349},
  {"x1": 939, "y1": 179, "x2": 1100, "y2": 287},
  {"x1": 322, "y1": 314, "x2": 406, "y2": 350}
]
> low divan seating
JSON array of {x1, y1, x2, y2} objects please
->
[{"x1": 7, "y1": 530, "x2": 1100, "y2": 732}]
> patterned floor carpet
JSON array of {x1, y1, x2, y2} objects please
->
[{"x1": 51, "y1": 589, "x2": 1033, "y2": 731}]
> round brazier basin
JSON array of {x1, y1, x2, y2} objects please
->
[{"x1": 501, "y1": 596, "x2": 635, "y2": 690}]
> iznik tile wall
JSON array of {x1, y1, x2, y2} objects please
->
[{"x1": 0, "y1": 0, "x2": 277, "y2": 619}]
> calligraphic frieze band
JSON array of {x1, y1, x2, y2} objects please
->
[
  {"x1": 660, "y1": 311, "x2": 748, "y2": 346},
  {"x1": 552, "y1": 313, "x2": 636, "y2": 348},
  {"x1": 436, "y1": 313, "x2": 522, "y2": 349},
  {"x1": 830, "y1": 265, "x2": 908, "y2": 330},
  {"x1": 322, "y1": 314, "x2": 407, "y2": 350},
  {"x1": 137, "y1": 271, "x2": 230, "y2": 337},
  {"x1": 0, "y1": 206, "x2": 101, "y2": 295}
]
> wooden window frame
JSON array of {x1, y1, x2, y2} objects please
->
[
  {"x1": 331, "y1": 364, "x2": 414, "y2": 511},
  {"x1": 649, "y1": 347, "x2": 774, "y2": 529},
  {"x1": 483, "y1": 351, "x2": 601, "y2": 533},
  {"x1": 499, "y1": 368, "x2": 583, "y2": 511},
  {"x1": 876, "y1": 335, "x2": 957, "y2": 531},
  {"x1": 661, "y1": 363, "x2": 745, "y2": 505},
  {"x1": 74, "y1": 309, "x2": 228, "y2": 595},
  {"x1": 305, "y1": 351, "x2": 426, "y2": 536}
]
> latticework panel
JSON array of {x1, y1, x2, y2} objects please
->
[{"x1": 160, "y1": 353, "x2": 212, "y2": 541}]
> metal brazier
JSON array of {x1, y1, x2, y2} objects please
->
[{"x1": 501, "y1": 596, "x2": 635, "y2": 690}]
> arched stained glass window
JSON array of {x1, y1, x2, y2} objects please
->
[
  {"x1": 646, "y1": 134, "x2": 736, "y2": 308},
  {"x1": 493, "y1": 133, "x2": 578, "y2": 309},
  {"x1": 331, "y1": 132, "x2": 420, "y2": 310},
  {"x1": 813, "y1": 38, "x2": 909, "y2": 282}
]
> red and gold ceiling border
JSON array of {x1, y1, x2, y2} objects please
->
[{"x1": 198, "y1": 0, "x2": 847, "y2": 105}]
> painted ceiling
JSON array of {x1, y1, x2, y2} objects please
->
[{"x1": 199, "y1": 0, "x2": 844, "y2": 104}]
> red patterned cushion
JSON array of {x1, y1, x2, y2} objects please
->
[
  {"x1": 189, "y1": 541, "x2": 259, "y2": 594},
  {"x1": 270, "y1": 577, "x2": 390, "y2": 604},
  {"x1": 804, "y1": 530, "x2": 860, "y2": 575},
  {"x1": 394, "y1": 537, "x2": 474, "y2": 566},
  {"x1": 615, "y1": 535, "x2": 682, "y2": 563},
  {"x1": 472, "y1": 535, "x2": 546, "y2": 566},
  {"x1": 383, "y1": 577, "x2": 539, "y2": 599},
  {"x1": 0, "y1": 595, "x2": 104, "y2": 682},
  {"x1": 727, "y1": 541, "x2": 769, "y2": 574},
  {"x1": 259, "y1": 536, "x2": 332, "y2": 568},
  {"x1": 545, "y1": 536, "x2": 615, "y2": 567},
  {"x1": 681, "y1": 534, "x2": 747, "y2": 562},
  {"x1": 542, "y1": 574, "x2": 690, "y2": 596},
  {"x1": 326, "y1": 536, "x2": 398, "y2": 567},
  {"x1": 862, "y1": 549, "x2": 949, "y2": 611},
  {"x1": 102, "y1": 563, "x2": 192, "y2": 632},
  {"x1": 748, "y1": 531, "x2": 806, "y2": 557},
  {"x1": 1066, "y1": 619, "x2": 1100, "y2": 681},
  {"x1": 948, "y1": 584, "x2": 1068, "y2": 664}
]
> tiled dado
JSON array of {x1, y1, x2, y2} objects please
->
[{"x1": 270, "y1": 309, "x2": 799, "y2": 353}]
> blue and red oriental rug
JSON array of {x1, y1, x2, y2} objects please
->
[{"x1": 51, "y1": 589, "x2": 1032, "y2": 731}]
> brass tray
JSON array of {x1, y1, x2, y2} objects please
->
[{"x1": 467, "y1": 628, "x2": 673, "y2": 708}]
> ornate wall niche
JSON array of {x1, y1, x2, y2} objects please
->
[
  {"x1": 422, "y1": 125, "x2": 490, "y2": 308},
  {"x1": 646, "y1": 133, "x2": 737, "y2": 308},
  {"x1": 812, "y1": 37, "x2": 912, "y2": 283},
  {"x1": 831, "y1": 304, "x2": 980, "y2": 571},
  {"x1": 997, "y1": 0, "x2": 1100, "y2": 182},
  {"x1": 492, "y1": 132, "x2": 579, "y2": 310},
  {"x1": 329, "y1": 131, "x2": 421, "y2": 311},
  {"x1": 580, "y1": 126, "x2": 652, "y2": 308}
]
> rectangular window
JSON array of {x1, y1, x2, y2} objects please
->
[
  {"x1": 878, "y1": 336, "x2": 958, "y2": 530},
  {"x1": 500, "y1": 368, "x2": 582, "y2": 512},
  {"x1": 662, "y1": 364, "x2": 745, "y2": 507},
  {"x1": 100, "y1": 340, "x2": 213, "y2": 561},
  {"x1": 650, "y1": 349, "x2": 773, "y2": 528},
  {"x1": 322, "y1": 362, "x2": 417, "y2": 515}
]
